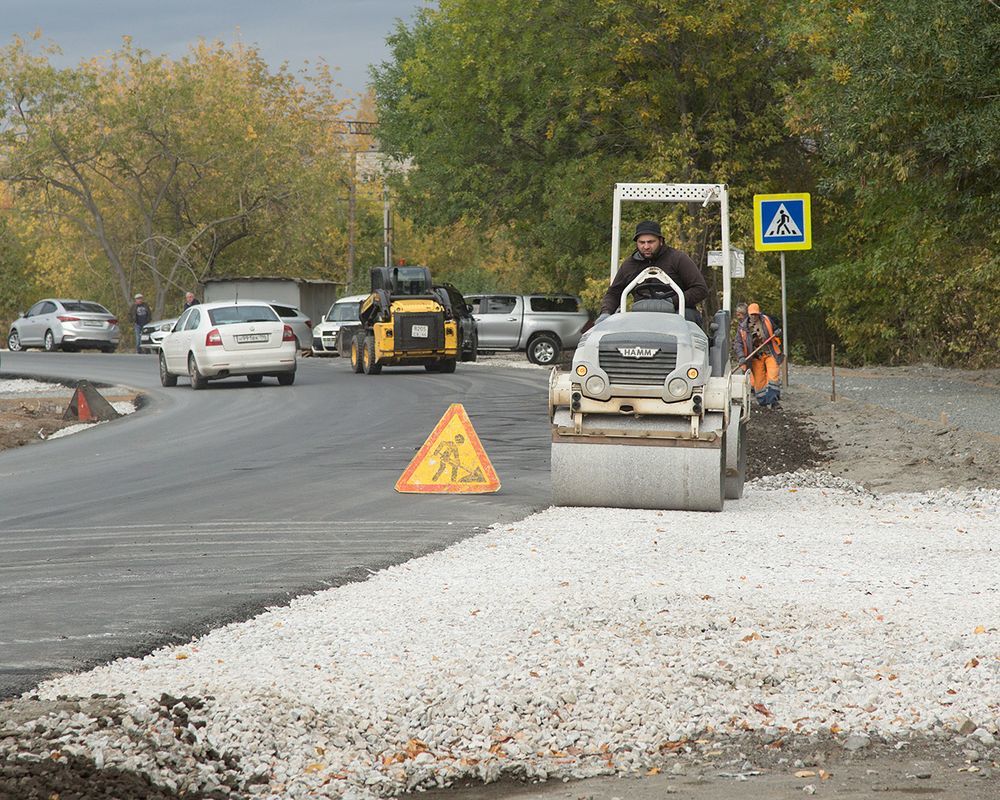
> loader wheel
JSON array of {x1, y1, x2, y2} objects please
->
[
  {"x1": 437, "y1": 358, "x2": 456, "y2": 374},
  {"x1": 526, "y1": 333, "x2": 560, "y2": 365},
  {"x1": 350, "y1": 334, "x2": 364, "y2": 373},
  {"x1": 362, "y1": 334, "x2": 381, "y2": 375}
]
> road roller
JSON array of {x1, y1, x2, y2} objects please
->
[{"x1": 549, "y1": 183, "x2": 749, "y2": 511}]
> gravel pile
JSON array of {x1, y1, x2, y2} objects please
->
[
  {"x1": 749, "y1": 469, "x2": 873, "y2": 495},
  {"x1": 12, "y1": 479, "x2": 1000, "y2": 798}
]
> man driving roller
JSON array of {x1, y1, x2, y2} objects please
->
[{"x1": 598, "y1": 220, "x2": 708, "y2": 324}]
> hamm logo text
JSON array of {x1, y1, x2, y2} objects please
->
[{"x1": 617, "y1": 347, "x2": 659, "y2": 359}]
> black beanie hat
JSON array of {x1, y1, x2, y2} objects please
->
[{"x1": 633, "y1": 220, "x2": 663, "y2": 241}]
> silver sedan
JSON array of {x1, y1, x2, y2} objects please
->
[{"x1": 7, "y1": 299, "x2": 120, "y2": 353}]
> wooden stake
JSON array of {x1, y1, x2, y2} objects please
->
[{"x1": 831, "y1": 344, "x2": 836, "y2": 402}]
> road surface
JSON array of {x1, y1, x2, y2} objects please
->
[{"x1": 0, "y1": 352, "x2": 552, "y2": 697}]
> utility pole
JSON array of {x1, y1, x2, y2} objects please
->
[{"x1": 333, "y1": 120, "x2": 379, "y2": 291}]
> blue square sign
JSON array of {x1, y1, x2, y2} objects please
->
[{"x1": 753, "y1": 193, "x2": 811, "y2": 251}]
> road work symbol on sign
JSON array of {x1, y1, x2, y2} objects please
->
[{"x1": 395, "y1": 404, "x2": 500, "y2": 494}]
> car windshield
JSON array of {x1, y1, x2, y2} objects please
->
[
  {"x1": 330, "y1": 302, "x2": 360, "y2": 322},
  {"x1": 208, "y1": 305, "x2": 279, "y2": 325},
  {"x1": 62, "y1": 301, "x2": 110, "y2": 314}
]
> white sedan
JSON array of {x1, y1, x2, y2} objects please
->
[{"x1": 159, "y1": 301, "x2": 298, "y2": 388}]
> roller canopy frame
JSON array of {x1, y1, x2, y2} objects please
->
[{"x1": 611, "y1": 183, "x2": 732, "y2": 313}]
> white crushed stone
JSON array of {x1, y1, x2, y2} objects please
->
[
  {"x1": 44, "y1": 401, "x2": 136, "y2": 439},
  {"x1": 0, "y1": 378, "x2": 70, "y2": 395},
  {"x1": 27, "y1": 480, "x2": 1000, "y2": 798}
]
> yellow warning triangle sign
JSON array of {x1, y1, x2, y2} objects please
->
[{"x1": 395, "y1": 404, "x2": 500, "y2": 494}]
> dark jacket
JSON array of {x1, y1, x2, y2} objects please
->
[
  {"x1": 129, "y1": 302, "x2": 152, "y2": 326},
  {"x1": 600, "y1": 246, "x2": 708, "y2": 315}
]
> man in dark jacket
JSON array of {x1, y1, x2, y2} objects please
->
[
  {"x1": 128, "y1": 293, "x2": 152, "y2": 354},
  {"x1": 599, "y1": 220, "x2": 708, "y2": 322}
]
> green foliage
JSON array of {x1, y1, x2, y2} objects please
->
[
  {"x1": 373, "y1": 0, "x2": 809, "y2": 311},
  {"x1": 787, "y1": 0, "x2": 1000, "y2": 366}
]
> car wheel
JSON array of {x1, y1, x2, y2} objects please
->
[
  {"x1": 159, "y1": 352, "x2": 178, "y2": 386},
  {"x1": 100, "y1": 345, "x2": 116, "y2": 354},
  {"x1": 188, "y1": 353, "x2": 207, "y2": 389},
  {"x1": 247, "y1": 374, "x2": 264, "y2": 384},
  {"x1": 277, "y1": 371, "x2": 295, "y2": 386},
  {"x1": 350, "y1": 334, "x2": 364, "y2": 373},
  {"x1": 7, "y1": 330, "x2": 23, "y2": 352},
  {"x1": 362, "y1": 334, "x2": 381, "y2": 375},
  {"x1": 526, "y1": 333, "x2": 560, "y2": 365},
  {"x1": 43, "y1": 330, "x2": 59, "y2": 352},
  {"x1": 424, "y1": 363, "x2": 440, "y2": 372},
  {"x1": 437, "y1": 358, "x2": 457, "y2": 373}
]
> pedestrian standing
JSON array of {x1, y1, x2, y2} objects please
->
[
  {"x1": 183, "y1": 291, "x2": 200, "y2": 310},
  {"x1": 129, "y1": 294, "x2": 152, "y2": 354}
]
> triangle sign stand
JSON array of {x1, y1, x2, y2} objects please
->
[{"x1": 396, "y1": 404, "x2": 500, "y2": 494}]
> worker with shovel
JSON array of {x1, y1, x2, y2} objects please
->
[{"x1": 736, "y1": 303, "x2": 783, "y2": 409}]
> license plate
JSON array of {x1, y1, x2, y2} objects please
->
[
  {"x1": 236, "y1": 333, "x2": 269, "y2": 343},
  {"x1": 83, "y1": 320, "x2": 103, "y2": 327},
  {"x1": 411, "y1": 324, "x2": 429, "y2": 338}
]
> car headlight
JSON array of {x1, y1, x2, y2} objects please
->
[{"x1": 667, "y1": 378, "x2": 689, "y2": 398}]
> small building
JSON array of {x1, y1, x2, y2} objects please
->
[{"x1": 201, "y1": 277, "x2": 343, "y2": 327}]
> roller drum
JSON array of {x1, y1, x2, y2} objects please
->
[{"x1": 551, "y1": 412, "x2": 726, "y2": 511}]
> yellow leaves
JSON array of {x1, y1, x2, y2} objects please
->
[
  {"x1": 175, "y1": 652, "x2": 189, "y2": 660},
  {"x1": 751, "y1": 702, "x2": 772, "y2": 717},
  {"x1": 965, "y1": 657, "x2": 980, "y2": 669},
  {"x1": 795, "y1": 770, "x2": 816, "y2": 778},
  {"x1": 831, "y1": 62, "x2": 852, "y2": 85},
  {"x1": 741, "y1": 631, "x2": 762, "y2": 642},
  {"x1": 973, "y1": 625, "x2": 987, "y2": 634}
]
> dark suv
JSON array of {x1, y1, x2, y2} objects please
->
[{"x1": 436, "y1": 283, "x2": 478, "y2": 362}]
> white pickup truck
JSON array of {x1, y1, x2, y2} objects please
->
[{"x1": 465, "y1": 293, "x2": 591, "y2": 365}]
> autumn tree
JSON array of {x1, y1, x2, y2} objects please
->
[{"x1": 0, "y1": 36, "x2": 353, "y2": 318}]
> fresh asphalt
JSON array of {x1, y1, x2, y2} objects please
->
[{"x1": 0, "y1": 352, "x2": 552, "y2": 697}]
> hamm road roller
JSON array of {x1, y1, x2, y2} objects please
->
[{"x1": 549, "y1": 183, "x2": 749, "y2": 511}]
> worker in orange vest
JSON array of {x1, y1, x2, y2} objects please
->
[{"x1": 735, "y1": 303, "x2": 783, "y2": 409}]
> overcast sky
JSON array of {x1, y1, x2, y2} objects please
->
[{"x1": 4, "y1": 0, "x2": 428, "y2": 107}]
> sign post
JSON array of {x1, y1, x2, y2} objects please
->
[{"x1": 753, "y1": 193, "x2": 812, "y2": 386}]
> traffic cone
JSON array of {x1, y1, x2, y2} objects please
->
[{"x1": 63, "y1": 381, "x2": 121, "y2": 422}]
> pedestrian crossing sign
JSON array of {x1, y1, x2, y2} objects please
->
[
  {"x1": 753, "y1": 193, "x2": 811, "y2": 251},
  {"x1": 396, "y1": 403, "x2": 501, "y2": 493}
]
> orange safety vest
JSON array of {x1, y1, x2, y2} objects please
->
[{"x1": 738, "y1": 314, "x2": 783, "y2": 363}]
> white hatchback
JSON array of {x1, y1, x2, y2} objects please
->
[{"x1": 159, "y1": 301, "x2": 298, "y2": 389}]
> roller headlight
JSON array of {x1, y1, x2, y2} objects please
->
[
  {"x1": 687, "y1": 367, "x2": 699, "y2": 380},
  {"x1": 575, "y1": 364, "x2": 588, "y2": 377},
  {"x1": 667, "y1": 378, "x2": 688, "y2": 398},
  {"x1": 585, "y1": 375, "x2": 606, "y2": 394}
]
